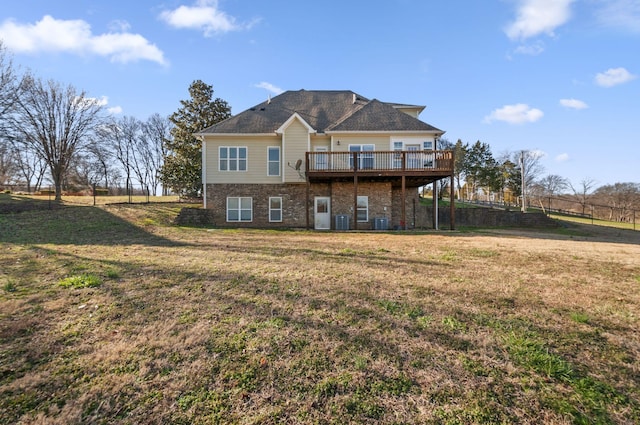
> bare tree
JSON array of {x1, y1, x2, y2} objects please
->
[
  {"x1": 0, "y1": 41, "x2": 20, "y2": 123},
  {"x1": 593, "y1": 182, "x2": 640, "y2": 222},
  {"x1": 10, "y1": 138, "x2": 47, "y2": 192},
  {"x1": 536, "y1": 174, "x2": 569, "y2": 197},
  {"x1": 140, "y1": 113, "x2": 172, "y2": 195},
  {"x1": 10, "y1": 75, "x2": 104, "y2": 200},
  {"x1": 85, "y1": 138, "x2": 114, "y2": 190},
  {"x1": 0, "y1": 137, "x2": 18, "y2": 188},
  {"x1": 98, "y1": 116, "x2": 140, "y2": 196},
  {"x1": 569, "y1": 178, "x2": 597, "y2": 216}
]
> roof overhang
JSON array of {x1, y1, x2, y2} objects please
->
[
  {"x1": 326, "y1": 130, "x2": 445, "y2": 136},
  {"x1": 193, "y1": 132, "x2": 276, "y2": 138}
]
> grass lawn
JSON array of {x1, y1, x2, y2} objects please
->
[{"x1": 1, "y1": 195, "x2": 639, "y2": 424}]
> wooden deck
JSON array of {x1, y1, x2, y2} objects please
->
[
  {"x1": 305, "y1": 150, "x2": 454, "y2": 186},
  {"x1": 304, "y1": 150, "x2": 456, "y2": 230}
]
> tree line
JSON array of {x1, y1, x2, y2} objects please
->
[
  {"x1": 1, "y1": 40, "x2": 637, "y2": 215},
  {"x1": 0, "y1": 41, "x2": 230, "y2": 201},
  {"x1": 439, "y1": 138, "x2": 640, "y2": 222}
]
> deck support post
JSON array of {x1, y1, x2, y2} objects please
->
[
  {"x1": 306, "y1": 179, "x2": 310, "y2": 230},
  {"x1": 353, "y1": 175, "x2": 358, "y2": 231},
  {"x1": 401, "y1": 175, "x2": 406, "y2": 230},
  {"x1": 450, "y1": 151, "x2": 455, "y2": 230},
  {"x1": 432, "y1": 182, "x2": 437, "y2": 230}
]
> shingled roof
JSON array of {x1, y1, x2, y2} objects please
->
[{"x1": 197, "y1": 90, "x2": 442, "y2": 135}]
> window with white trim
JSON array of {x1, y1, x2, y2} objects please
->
[
  {"x1": 393, "y1": 141, "x2": 403, "y2": 168},
  {"x1": 423, "y1": 140, "x2": 433, "y2": 150},
  {"x1": 219, "y1": 147, "x2": 247, "y2": 171},
  {"x1": 269, "y1": 197, "x2": 282, "y2": 222},
  {"x1": 267, "y1": 147, "x2": 280, "y2": 176},
  {"x1": 349, "y1": 144, "x2": 375, "y2": 169},
  {"x1": 226, "y1": 197, "x2": 252, "y2": 222},
  {"x1": 357, "y1": 196, "x2": 369, "y2": 222}
]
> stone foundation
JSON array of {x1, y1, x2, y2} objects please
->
[{"x1": 204, "y1": 182, "x2": 419, "y2": 229}]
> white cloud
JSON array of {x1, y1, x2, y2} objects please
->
[
  {"x1": 107, "y1": 106, "x2": 123, "y2": 115},
  {"x1": 595, "y1": 67, "x2": 637, "y2": 87},
  {"x1": 0, "y1": 15, "x2": 166, "y2": 65},
  {"x1": 82, "y1": 96, "x2": 122, "y2": 114},
  {"x1": 559, "y1": 98, "x2": 588, "y2": 109},
  {"x1": 513, "y1": 41, "x2": 545, "y2": 55},
  {"x1": 160, "y1": 0, "x2": 252, "y2": 36},
  {"x1": 594, "y1": 0, "x2": 640, "y2": 33},
  {"x1": 505, "y1": 0, "x2": 575, "y2": 40},
  {"x1": 484, "y1": 104, "x2": 544, "y2": 124},
  {"x1": 555, "y1": 153, "x2": 570, "y2": 162},
  {"x1": 254, "y1": 82, "x2": 284, "y2": 95}
]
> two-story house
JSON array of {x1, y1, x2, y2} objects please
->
[{"x1": 194, "y1": 89, "x2": 454, "y2": 230}]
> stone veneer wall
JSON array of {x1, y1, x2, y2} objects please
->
[
  {"x1": 392, "y1": 187, "x2": 422, "y2": 229},
  {"x1": 206, "y1": 182, "x2": 402, "y2": 229},
  {"x1": 206, "y1": 183, "x2": 324, "y2": 228},
  {"x1": 330, "y1": 181, "x2": 392, "y2": 230}
]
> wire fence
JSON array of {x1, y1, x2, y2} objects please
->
[
  {"x1": 3, "y1": 183, "x2": 182, "y2": 206},
  {"x1": 460, "y1": 196, "x2": 638, "y2": 231}
]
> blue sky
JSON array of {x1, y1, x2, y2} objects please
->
[{"x1": 1, "y1": 0, "x2": 638, "y2": 187}]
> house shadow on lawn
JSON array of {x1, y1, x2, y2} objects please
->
[
  {"x1": 464, "y1": 222, "x2": 640, "y2": 246},
  {"x1": 0, "y1": 195, "x2": 182, "y2": 247}
]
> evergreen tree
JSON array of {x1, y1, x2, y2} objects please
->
[
  {"x1": 452, "y1": 139, "x2": 468, "y2": 200},
  {"x1": 161, "y1": 80, "x2": 231, "y2": 197}
]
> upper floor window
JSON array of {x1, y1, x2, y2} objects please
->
[
  {"x1": 423, "y1": 140, "x2": 433, "y2": 150},
  {"x1": 267, "y1": 147, "x2": 280, "y2": 176},
  {"x1": 349, "y1": 144, "x2": 375, "y2": 170},
  {"x1": 219, "y1": 147, "x2": 247, "y2": 171}
]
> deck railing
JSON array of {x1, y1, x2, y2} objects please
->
[{"x1": 306, "y1": 150, "x2": 454, "y2": 174}]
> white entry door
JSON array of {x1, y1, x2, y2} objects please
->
[
  {"x1": 314, "y1": 197, "x2": 331, "y2": 230},
  {"x1": 315, "y1": 146, "x2": 328, "y2": 170},
  {"x1": 406, "y1": 144, "x2": 421, "y2": 169}
]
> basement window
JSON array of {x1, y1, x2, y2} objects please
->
[{"x1": 227, "y1": 197, "x2": 252, "y2": 222}]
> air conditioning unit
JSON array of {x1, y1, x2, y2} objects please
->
[
  {"x1": 374, "y1": 217, "x2": 389, "y2": 230},
  {"x1": 335, "y1": 214, "x2": 350, "y2": 231}
]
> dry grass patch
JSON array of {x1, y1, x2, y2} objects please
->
[{"x1": 1, "y1": 204, "x2": 639, "y2": 424}]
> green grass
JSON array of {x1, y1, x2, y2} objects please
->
[
  {"x1": 1, "y1": 202, "x2": 639, "y2": 424},
  {"x1": 58, "y1": 273, "x2": 102, "y2": 289},
  {"x1": 548, "y1": 211, "x2": 638, "y2": 231}
]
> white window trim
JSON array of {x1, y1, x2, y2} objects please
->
[
  {"x1": 219, "y1": 146, "x2": 248, "y2": 172},
  {"x1": 357, "y1": 196, "x2": 369, "y2": 223},
  {"x1": 226, "y1": 197, "x2": 252, "y2": 222},
  {"x1": 269, "y1": 197, "x2": 283, "y2": 222},
  {"x1": 348, "y1": 144, "x2": 375, "y2": 169},
  {"x1": 267, "y1": 146, "x2": 281, "y2": 177}
]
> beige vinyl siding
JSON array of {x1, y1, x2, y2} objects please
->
[
  {"x1": 204, "y1": 136, "x2": 283, "y2": 184},
  {"x1": 282, "y1": 119, "x2": 310, "y2": 183},
  {"x1": 331, "y1": 135, "x2": 390, "y2": 152},
  {"x1": 310, "y1": 135, "x2": 330, "y2": 151}
]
